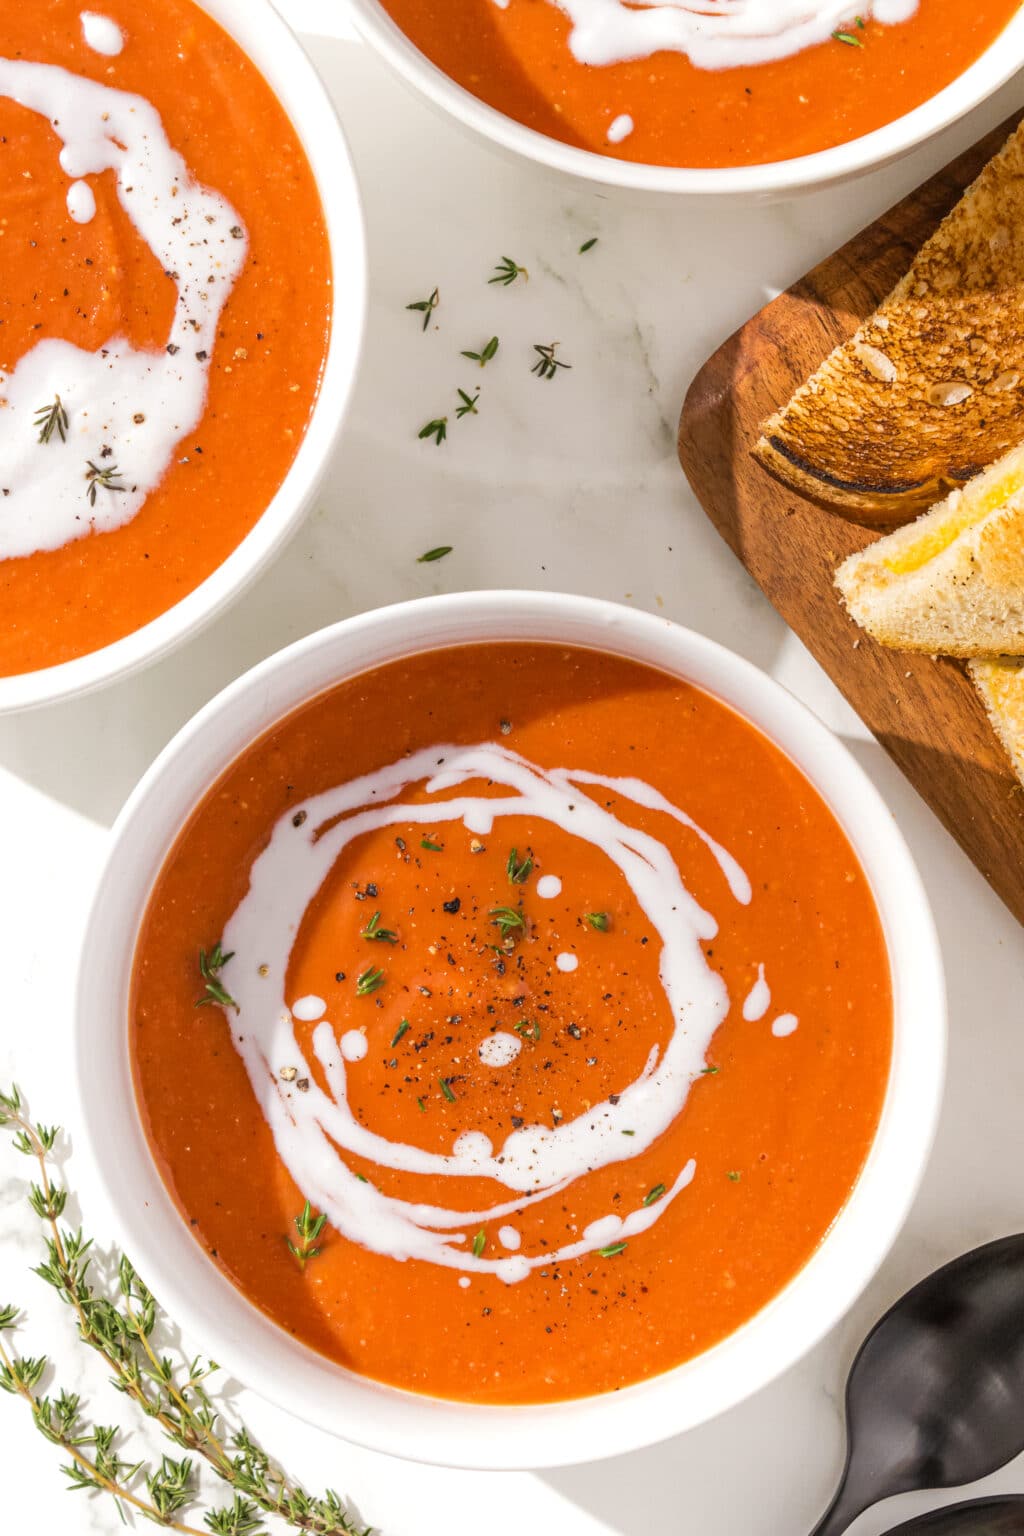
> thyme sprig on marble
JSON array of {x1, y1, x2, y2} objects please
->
[
  {"x1": 489, "y1": 256, "x2": 528, "y2": 286},
  {"x1": 0, "y1": 1085, "x2": 372, "y2": 1536},
  {"x1": 405, "y1": 286, "x2": 439, "y2": 331},
  {"x1": 531, "y1": 343, "x2": 571, "y2": 381}
]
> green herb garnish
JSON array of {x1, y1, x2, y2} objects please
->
[
  {"x1": 34, "y1": 395, "x2": 68, "y2": 445},
  {"x1": 727, "y1": 1170, "x2": 741, "y2": 1182},
  {"x1": 461, "y1": 336, "x2": 499, "y2": 365},
  {"x1": 195, "y1": 943, "x2": 238, "y2": 1012},
  {"x1": 417, "y1": 1096, "x2": 426, "y2": 1112},
  {"x1": 391, "y1": 1019, "x2": 411, "y2": 1047},
  {"x1": 417, "y1": 546, "x2": 452, "y2": 563},
  {"x1": 531, "y1": 342, "x2": 571, "y2": 381},
  {"x1": 439, "y1": 1078, "x2": 456, "y2": 1103},
  {"x1": 832, "y1": 28, "x2": 864, "y2": 44},
  {"x1": 701, "y1": 1065, "x2": 720, "y2": 1076},
  {"x1": 597, "y1": 1241, "x2": 627, "y2": 1258},
  {"x1": 85, "y1": 459, "x2": 126, "y2": 505},
  {"x1": 579, "y1": 237, "x2": 598, "y2": 254},
  {"x1": 405, "y1": 286, "x2": 439, "y2": 331},
  {"x1": 471, "y1": 1230, "x2": 486, "y2": 1258},
  {"x1": 455, "y1": 388, "x2": 479, "y2": 418},
  {"x1": 585, "y1": 912, "x2": 609, "y2": 931},
  {"x1": 513, "y1": 1018, "x2": 541, "y2": 1041},
  {"x1": 642, "y1": 1183, "x2": 667, "y2": 1207},
  {"x1": 506, "y1": 848, "x2": 533, "y2": 884},
  {"x1": 421, "y1": 837, "x2": 443, "y2": 851},
  {"x1": 489, "y1": 255, "x2": 528, "y2": 286},
  {"x1": 287, "y1": 1199, "x2": 327, "y2": 1269},
  {"x1": 360, "y1": 911, "x2": 397, "y2": 944},
  {"x1": 489, "y1": 906, "x2": 526, "y2": 939},
  {"x1": 355, "y1": 966, "x2": 385, "y2": 997},
  {"x1": 418, "y1": 417, "x2": 447, "y2": 446}
]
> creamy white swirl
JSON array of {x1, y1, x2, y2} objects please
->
[
  {"x1": 215, "y1": 742, "x2": 789, "y2": 1283},
  {"x1": 0, "y1": 56, "x2": 247, "y2": 559}
]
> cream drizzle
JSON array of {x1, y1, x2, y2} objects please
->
[
  {"x1": 742, "y1": 963, "x2": 770, "y2": 1022},
  {"x1": 0, "y1": 58, "x2": 247, "y2": 560},
  {"x1": 80, "y1": 11, "x2": 125, "y2": 56},
  {"x1": 217, "y1": 743, "x2": 770, "y2": 1282},
  {"x1": 530, "y1": 0, "x2": 918, "y2": 71}
]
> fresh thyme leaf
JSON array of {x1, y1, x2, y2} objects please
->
[
  {"x1": 195, "y1": 944, "x2": 238, "y2": 1013},
  {"x1": 506, "y1": 847, "x2": 533, "y2": 884},
  {"x1": 701, "y1": 1065, "x2": 720, "y2": 1075},
  {"x1": 455, "y1": 388, "x2": 480, "y2": 418},
  {"x1": 579, "y1": 237, "x2": 598, "y2": 253},
  {"x1": 391, "y1": 1019, "x2": 410, "y2": 1047},
  {"x1": 585, "y1": 912, "x2": 609, "y2": 931},
  {"x1": 597, "y1": 1241, "x2": 627, "y2": 1258},
  {"x1": 621, "y1": 1129, "x2": 636, "y2": 1136},
  {"x1": 0, "y1": 1087, "x2": 374, "y2": 1535},
  {"x1": 405, "y1": 286, "x2": 439, "y2": 331},
  {"x1": 461, "y1": 335, "x2": 500, "y2": 365},
  {"x1": 531, "y1": 342, "x2": 572, "y2": 381},
  {"x1": 489, "y1": 905, "x2": 526, "y2": 939},
  {"x1": 439, "y1": 1078, "x2": 456, "y2": 1103},
  {"x1": 85, "y1": 459, "x2": 127, "y2": 506},
  {"x1": 416, "y1": 1096, "x2": 426, "y2": 1112},
  {"x1": 287, "y1": 1199, "x2": 328, "y2": 1270},
  {"x1": 513, "y1": 1018, "x2": 541, "y2": 1041},
  {"x1": 418, "y1": 417, "x2": 447, "y2": 446},
  {"x1": 417, "y1": 546, "x2": 452, "y2": 563},
  {"x1": 832, "y1": 28, "x2": 864, "y2": 44},
  {"x1": 471, "y1": 1229, "x2": 486, "y2": 1259},
  {"x1": 360, "y1": 911, "x2": 397, "y2": 944},
  {"x1": 355, "y1": 965, "x2": 385, "y2": 997},
  {"x1": 421, "y1": 837, "x2": 443, "y2": 851},
  {"x1": 727, "y1": 1170, "x2": 741, "y2": 1181},
  {"x1": 642, "y1": 1183, "x2": 667, "y2": 1207},
  {"x1": 34, "y1": 394, "x2": 69, "y2": 445},
  {"x1": 489, "y1": 255, "x2": 528, "y2": 286}
]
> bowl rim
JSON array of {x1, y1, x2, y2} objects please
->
[
  {"x1": 75, "y1": 590, "x2": 946, "y2": 1469},
  {"x1": 0, "y1": 0, "x2": 367, "y2": 714},
  {"x1": 345, "y1": 0, "x2": 1024, "y2": 194}
]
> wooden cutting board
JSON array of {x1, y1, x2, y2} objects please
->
[{"x1": 677, "y1": 113, "x2": 1024, "y2": 926}]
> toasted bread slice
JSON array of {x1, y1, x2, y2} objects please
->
[
  {"x1": 835, "y1": 440, "x2": 1024, "y2": 655},
  {"x1": 969, "y1": 656, "x2": 1024, "y2": 785},
  {"x1": 755, "y1": 122, "x2": 1024, "y2": 522}
]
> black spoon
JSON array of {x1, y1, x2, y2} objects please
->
[
  {"x1": 809, "y1": 1235, "x2": 1024, "y2": 1536},
  {"x1": 884, "y1": 1497, "x2": 1024, "y2": 1535}
]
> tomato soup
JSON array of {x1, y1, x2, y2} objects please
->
[
  {"x1": 376, "y1": 0, "x2": 1021, "y2": 168},
  {"x1": 0, "y1": 1, "x2": 331, "y2": 676},
  {"x1": 130, "y1": 643, "x2": 892, "y2": 1405}
]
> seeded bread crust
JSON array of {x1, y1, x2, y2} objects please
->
[{"x1": 755, "y1": 123, "x2": 1024, "y2": 521}]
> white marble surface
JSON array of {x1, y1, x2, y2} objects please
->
[{"x1": 2, "y1": 4, "x2": 1024, "y2": 1532}]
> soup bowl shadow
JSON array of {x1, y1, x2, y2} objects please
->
[
  {"x1": 75, "y1": 590, "x2": 945, "y2": 1468},
  {"x1": 0, "y1": 0, "x2": 366, "y2": 714}
]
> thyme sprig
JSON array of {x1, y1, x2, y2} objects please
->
[
  {"x1": 359, "y1": 911, "x2": 397, "y2": 945},
  {"x1": 196, "y1": 943, "x2": 239, "y2": 1012},
  {"x1": 287, "y1": 1200, "x2": 327, "y2": 1270},
  {"x1": 489, "y1": 906, "x2": 526, "y2": 940},
  {"x1": 0, "y1": 1085, "x2": 371, "y2": 1535},
  {"x1": 405, "y1": 286, "x2": 439, "y2": 331},
  {"x1": 461, "y1": 336, "x2": 499, "y2": 366},
  {"x1": 355, "y1": 965, "x2": 385, "y2": 997},
  {"x1": 455, "y1": 388, "x2": 479, "y2": 419},
  {"x1": 34, "y1": 395, "x2": 69, "y2": 445},
  {"x1": 531, "y1": 343, "x2": 571, "y2": 381},
  {"x1": 85, "y1": 459, "x2": 127, "y2": 505},
  {"x1": 489, "y1": 256, "x2": 528, "y2": 286},
  {"x1": 417, "y1": 417, "x2": 447, "y2": 446},
  {"x1": 506, "y1": 848, "x2": 533, "y2": 884}
]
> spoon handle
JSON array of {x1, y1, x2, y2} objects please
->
[{"x1": 807, "y1": 1479, "x2": 869, "y2": 1536}]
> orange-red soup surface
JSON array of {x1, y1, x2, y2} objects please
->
[
  {"x1": 376, "y1": 0, "x2": 1021, "y2": 167},
  {"x1": 0, "y1": 0, "x2": 331, "y2": 676},
  {"x1": 131, "y1": 643, "x2": 892, "y2": 1405}
]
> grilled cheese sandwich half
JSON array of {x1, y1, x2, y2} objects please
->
[
  {"x1": 969, "y1": 656, "x2": 1024, "y2": 785},
  {"x1": 835, "y1": 441, "x2": 1024, "y2": 655}
]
